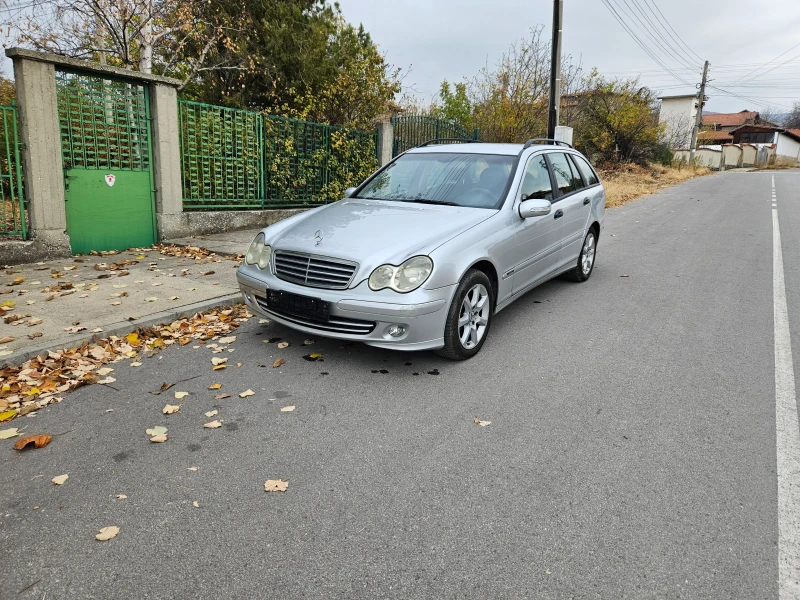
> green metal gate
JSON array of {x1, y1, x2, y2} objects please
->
[
  {"x1": 56, "y1": 70, "x2": 156, "y2": 254},
  {"x1": 0, "y1": 103, "x2": 26, "y2": 239},
  {"x1": 390, "y1": 115, "x2": 479, "y2": 157}
]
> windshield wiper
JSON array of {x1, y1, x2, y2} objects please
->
[{"x1": 404, "y1": 198, "x2": 459, "y2": 206}]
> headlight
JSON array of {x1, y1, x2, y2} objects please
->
[
  {"x1": 369, "y1": 256, "x2": 433, "y2": 293},
  {"x1": 245, "y1": 233, "x2": 272, "y2": 269}
]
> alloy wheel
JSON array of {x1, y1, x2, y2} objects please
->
[{"x1": 458, "y1": 283, "x2": 490, "y2": 349}]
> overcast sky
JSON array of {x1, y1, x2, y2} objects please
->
[{"x1": 338, "y1": 0, "x2": 800, "y2": 115}]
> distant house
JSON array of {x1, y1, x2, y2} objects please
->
[
  {"x1": 697, "y1": 110, "x2": 778, "y2": 145},
  {"x1": 658, "y1": 94, "x2": 699, "y2": 148},
  {"x1": 730, "y1": 125, "x2": 800, "y2": 161}
]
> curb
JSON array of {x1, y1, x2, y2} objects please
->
[
  {"x1": 166, "y1": 240, "x2": 243, "y2": 259},
  {"x1": 2, "y1": 292, "x2": 243, "y2": 368}
]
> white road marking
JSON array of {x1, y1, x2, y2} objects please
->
[{"x1": 772, "y1": 176, "x2": 800, "y2": 599}]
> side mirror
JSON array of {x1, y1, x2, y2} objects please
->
[
  {"x1": 519, "y1": 198, "x2": 552, "y2": 219},
  {"x1": 344, "y1": 187, "x2": 357, "y2": 198}
]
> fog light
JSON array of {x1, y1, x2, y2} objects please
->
[{"x1": 387, "y1": 324, "x2": 406, "y2": 337}]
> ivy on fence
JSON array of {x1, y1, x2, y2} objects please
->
[{"x1": 179, "y1": 100, "x2": 377, "y2": 211}]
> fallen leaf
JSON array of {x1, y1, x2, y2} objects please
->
[
  {"x1": 14, "y1": 434, "x2": 52, "y2": 450},
  {"x1": 110, "y1": 301, "x2": 121, "y2": 306},
  {"x1": 0, "y1": 335, "x2": 13, "y2": 344},
  {"x1": 10, "y1": 276, "x2": 24, "y2": 286},
  {"x1": 280, "y1": 405, "x2": 296, "y2": 412},
  {"x1": 163, "y1": 404, "x2": 180, "y2": 414},
  {"x1": 174, "y1": 391, "x2": 189, "y2": 400},
  {"x1": 0, "y1": 427, "x2": 20, "y2": 439},
  {"x1": 160, "y1": 382, "x2": 175, "y2": 392},
  {"x1": 92, "y1": 327, "x2": 104, "y2": 333},
  {"x1": 144, "y1": 297, "x2": 158, "y2": 302},
  {"x1": 473, "y1": 416, "x2": 491, "y2": 427},
  {"x1": 0, "y1": 409, "x2": 15, "y2": 422},
  {"x1": 303, "y1": 339, "x2": 315, "y2": 346},
  {"x1": 98, "y1": 377, "x2": 116, "y2": 384},
  {"x1": 126, "y1": 333, "x2": 139, "y2": 345},
  {"x1": 215, "y1": 394, "x2": 231, "y2": 400},
  {"x1": 211, "y1": 357, "x2": 228, "y2": 366},
  {"x1": 187, "y1": 467, "x2": 198, "y2": 472},
  {"x1": 218, "y1": 336, "x2": 236, "y2": 344},
  {"x1": 273, "y1": 358, "x2": 285, "y2": 368},
  {"x1": 130, "y1": 362, "x2": 142, "y2": 367},
  {"x1": 204, "y1": 420, "x2": 222, "y2": 428},
  {"x1": 258, "y1": 319, "x2": 270, "y2": 324},
  {"x1": 239, "y1": 389, "x2": 255, "y2": 398},
  {"x1": 26, "y1": 332, "x2": 43, "y2": 339},
  {"x1": 145, "y1": 426, "x2": 167, "y2": 436},
  {"x1": 277, "y1": 342, "x2": 289, "y2": 349},
  {"x1": 205, "y1": 410, "x2": 218, "y2": 417},
  {"x1": 193, "y1": 501, "x2": 199, "y2": 508},
  {"x1": 149, "y1": 433, "x2": 167, "y2": 443},
  {"x1": 201, "y1": 270, "x2": 215, "y2": 276},
  {"x1": 52, "y1": 474, "x2": 69, "y2": 485},
  {"x1": 95, "y1": 526, "x2": 120, "y2": 541},
  {"x1": 264, "y1": 479, "x2": 288, "y2": 492},
  {"x1": 213, "y1": 365, "x2": 226, "y2": 371},
  {"x1": 115, "y1": 494, "x2": 127, "y2": 500},
  {"x1": 96, "y1": 367, "x2": 114, "y2": 376},
  {"x1": 304, "y1": 353, "x2": 323, "y2": 361},
  {"x1": 208, "y1": 383, "x2": 222, "y2": 390},
  {"x1": 168, "y1": 296, "x2": 180, "y2": 300}
]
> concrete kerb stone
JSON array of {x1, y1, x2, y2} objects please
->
[{"x1": 1, "y1": 292, "x2": 243, "y2": 368}]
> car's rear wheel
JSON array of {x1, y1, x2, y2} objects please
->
[
  {"x1": 436, "y1": 269, "x2": 494, "y2": 360},
  {"x1": 566, "y1": 228, "x2": 597, "y2": 282}
]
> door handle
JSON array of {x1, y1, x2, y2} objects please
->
[
  {"x1": 583, "y1": 197, "x2": 590, "y2": 206},
  {"x1": 554, "y1": 209, "x2": 564, "y2": 219}
]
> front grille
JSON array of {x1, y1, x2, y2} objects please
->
[
  {"x1": 256, "y1": 297, "x2": 375, "y2": 335},
  {"x1": 273, "y1": 251, "x2": 357, "y2": 290}
]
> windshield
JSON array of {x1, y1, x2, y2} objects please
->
[{"x1": 355, "y1": 152, "x2": 515, "y2": 209}]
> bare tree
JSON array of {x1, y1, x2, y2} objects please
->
[
  {"x1": 660, "y1": 112, "x2": 695, "y2": 149},
  {"x1": 784, "y1": 101, "x2": 800, "y2": 129},
  {"x1": 2, "y1": 0, "x2": 250, "y2": 89}
]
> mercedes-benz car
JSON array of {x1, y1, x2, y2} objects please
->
[{"x1": 237, "y1": 139, "x2": 605, "y2": 359}]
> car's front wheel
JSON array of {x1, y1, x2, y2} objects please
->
[{"x1": 436, "y1": 269, "x2": 494, "y2": 360}]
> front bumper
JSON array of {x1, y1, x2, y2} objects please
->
[{"x1": 237, "y1": 267, "x2": 454, "y2": 351}]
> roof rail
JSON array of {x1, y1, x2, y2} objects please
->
[
  {"x1": 415, "y1": 138, "x2": 483, "y2": 148},
  {"x1": 522, "y1": 138, "x2": 573, "y2": 149}
]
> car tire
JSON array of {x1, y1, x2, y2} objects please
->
[
  {"x1": 436, "y1": 269, "x2": 494, "y2": 361},
  {"x1": 566, "y1": 228, "x2": 598, "y2": 283}
]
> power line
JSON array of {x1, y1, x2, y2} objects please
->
[
  {"x1": 601, "y1": 0, "x2": 695, "y2": 86},
  {"x1": 705, "y1": 84, "x2": 793, "y2": 110},
  {"x1": 615, "y1": 0, "x2": 700, "y2": 72},
  {"x1": 642, "y1": 0, "x2": 705, "y2": 63},
  {"x1": 631, "y1": 0, "x2": 701, "y2": 70},
  {"x1": 727, "y1": 41, "x2": 800, "y2": 85}
]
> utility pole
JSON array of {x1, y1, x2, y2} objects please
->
[
  {"x1": 547, "y1": 0, "x2": 563, "y2": 140},
  {"x1": 689, "y1": 60, "x2": 710, "y2": 163}
]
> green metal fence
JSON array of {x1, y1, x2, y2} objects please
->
[
  {"x1": 0, "y1": 103, "x2": 26, "y2": 238},
  {"x1": 390, "y1": 115, "x2": 479, "y2": 157},
  {"x1": 179, "y1": 100, "x2": 378, "y2": 210}
]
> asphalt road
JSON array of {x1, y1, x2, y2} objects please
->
[{"x1": 2, "y1": 171, "x2": 799, "y2": 599}]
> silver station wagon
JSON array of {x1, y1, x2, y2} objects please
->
[{"x1": 237, "y1": 139, "x2": 605, "y2": 359}]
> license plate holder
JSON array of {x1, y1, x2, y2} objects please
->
[{"x1": 266, "y1": 290, "x2": 329, "y2": 321}]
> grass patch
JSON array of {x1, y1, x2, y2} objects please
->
[{"x1": 598, "y1": 162, "x2": 711, "y2": 208}]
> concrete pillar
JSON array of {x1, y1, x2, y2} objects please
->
[
  {"x1": 12, "y1": 57, "x2": 71, "y2": 256},
  {"x1": 149, "y1": 83, "x2": 184, "y2": 240},
  {"x1": 376, "y1": 119, "x2": 394, "y2": 167}
]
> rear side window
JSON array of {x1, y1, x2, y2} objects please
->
[
  {"x1": 519, "y1": 155, "x2": 553, "y2": 201},
  {"x1": 548, "y1": 153, "x2": 581, "y2": 196},
  {"x1": 572, "y1": 154, "x2": 600, "y2": 186}
]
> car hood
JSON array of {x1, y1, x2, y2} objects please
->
[{"x1": 269, "y1": 199, "x2": 496, "y2": 267}]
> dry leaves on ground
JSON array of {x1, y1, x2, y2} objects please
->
[
  {"x1": 239, "y1": 389, "x2": 255, "y2": 398},
  {"x1": 174, "y1": 391, "x2": 189, "y2": 400},
  {"x1": 96, "y1": 526, "x2": 120, "y2": 541},
  {"x1": 0, "y1": 427, "x2": 19, "y2": 439},
  {"x1": 473, "y1": 416, "x2": 491, "y2": 427},
  {"x1": 14, "y1": 433, "x2": 52, "y2": 450},
  {"x1": 273, "y1": 358, "x2": 285, "y2": 368},
  {"x1": 208, "y1": 383, "x2": 222, "y2": 390},
  {"x1": 116, "y1": 494, "x2": 127, "y2": 500},
  {"x1": 205, "y1": 410, "x2": 218, "y2": 417},
  {"x1": 277, "y1": 342, "x2": 289, "y2": 349},
  {"x1": 163, "y1": 404, "x2": 180, "y2": 415},
  {"x1": 146, "y1": 426, "x2": 167, "y2": 437},
  {"x1": 149, "y1": 433, "x2": 168, "y2": 443},
  {"x1": 204, "y1": 420, "x2": 222, "y2": 429},
  {"x1": 280, "y1": 406, "x2": 296, "y2": 412},
  {"x1": 52, "y1": 474, "x2": 68, "y2": 485},
  {"x1": 0, "y1": 305, "x2": 251, "y2": 422},
  {"x1": 264, "y1": 479, "x2": 289, "y2": 492}
]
